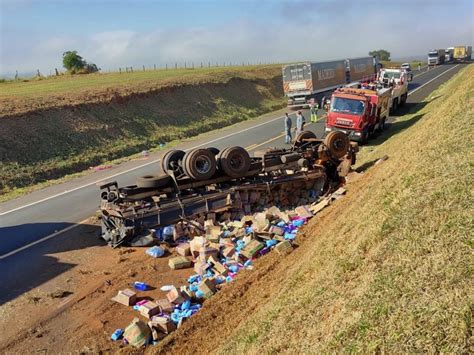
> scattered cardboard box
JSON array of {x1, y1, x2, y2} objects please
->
[
  {"x1": 168, "y1": 256, "x2": 192, "y2": 270},
  {"x1": 156, "y1": 298, "x2": 174, "y2": 313},
  {"x1": 240, "y1": 240, "x2": 264, "y2": 259},
  {"x1": 139, "y1": 301, "x2": 160, "y2": 319},
  {"x1": 166, "y1": 287, "x2": 185, "y2": 305},
  {"x1": 111, "y1": 288, "x2": 137, "y2": 306},
  {"x1": 151, "y1": 316, "x2": 176, "y2": 334},
  {"x1": 176, "y1": 243, "x2": 191, "y2": 257},
  {"x1": 274, "y1": 241, "x2": 293, "y2": 255}
]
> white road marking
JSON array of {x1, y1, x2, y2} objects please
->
[
  {"x1": 0, "y1": 64, "x2": 461, "y2": 259},
  {"x1": 0, "y1": 218, "x2": 90, "y2": 260},
  {"x1": 408, "y1": 64, "x2": 460, "y2": 96},
  {"x1": 0, "y1": 114, "x2": 286, "y2": 216}
]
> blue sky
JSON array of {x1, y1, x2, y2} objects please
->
[{"x1": 1, "y1": 0, "x2": 473, "y2": 75}]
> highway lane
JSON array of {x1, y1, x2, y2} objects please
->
[{"x1": 0, "y1": 63, "x2": 465, "y2": 260}]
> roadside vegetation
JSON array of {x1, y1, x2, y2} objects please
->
[
  {"x1": 0, "y1": 66, "x2": 284, "y2": 196},
  {"x1": 156, "y1": 65, "x2": 473, "y2": 353},
  {"x1": 0, "y1": 65, "x2": 280, "y2": 116}
]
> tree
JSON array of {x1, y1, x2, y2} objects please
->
[
  {"x1": 62, "y1": 51, "x2": 99, "y2": 74},
  {"x1": 369, "y1": 49, "x2": 391, "y2": 61}
]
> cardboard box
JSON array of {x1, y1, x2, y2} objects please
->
[
  {"x1": 198, "y1": 247, "x2": 219, "y2": 262},
  {"x1": 208, "y1": 256, "x2": 228, "y2": 276},
  {"x1": 269, "y1": 225, "x2": 285, "y2": 236},
  {"x1": 295, "y1": 205, "x2": 313, "y2": 219},
  {"x1": 206, "y1": 226, "x2": 221, "y2": 243},
  {"x1": 156, "y1": 298, "x2": 174, "y2": 313},
  {"x1": 111, "y1": 288, "x2": 137, "y2": 306},
  {"x1": 151, "y1": 316, "x2": 176, "y2": 334},
  {"x1": 190, "y1": 236, "x2": 207, "y2": 258},
  {"x1": 124, "y1": 317, "x2": 151, "y2": 348},
  {"x1": 222, "y1": 246, "x2": 235, "y2": 258},
  {"x1": 240, "y1": 240, "x2": 264, "y2": 259},
  {"x1": 198, "y1": 278, "x2": 217, "y2": 299},
  {"x1": 166, "y1": 287, "x2": 185, "y2": 304},
  {"x1": 310, "y1": 198, "x2": 330, "y2": 214},
  {"x1": 168, "y1": 256, "x2": 192, "y2": 270},
  {"x1": 180, "y1": 285, "x2": 194, "y2": 299},
  {"x1": 194, "y1": 260, "x2": 211, "y2": 275},
  {"x1": 139, "y1": 301, "x2": 160, "y2": 319},
  {"x1": 274, "y1": 241, "x2": 293, "y2": 255},
  {"x1": 176, "y1": 243, "x2": 191, "y2": 257},
  {"x1": 147, "y1": 321, "x2": 160, "y2": 341}
]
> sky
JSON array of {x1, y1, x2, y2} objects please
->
[{"x1": 1, "y1": 0, "x2": 473, "y2": 75}]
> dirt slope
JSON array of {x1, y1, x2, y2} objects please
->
[
  {"x1": 151, "y1": 66, "x2": 473, "y2": 353},
  {"x1": 0, "y1": 69, "x2": 284, "y2": 193}
]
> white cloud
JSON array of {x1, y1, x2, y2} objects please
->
[{"x1": 1, "y1": 3, "x2": 472, "y2": 76}]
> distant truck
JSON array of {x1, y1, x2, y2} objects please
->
[
  {"x1": 453, "y1": 46, "x2": 472, "y2": 62},
  {"x1": 445, "y1": 47, "x2": 454, "y2": 63},
  {"x1": 428, "y1": 49, "x2": 445, "y2": 66},
  {"x1": 282, "y1": 57, "x2": 378, "y2": 108},
  {"x1": 325, "y1": 86, "x2": 391, "y2": 143},
  {"x1": 378, "y1": 68, "x2": 409, "y2": 113}
]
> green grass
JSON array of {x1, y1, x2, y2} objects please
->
[
  {"x1": 214, "y1": 65, "x2": 473, "y2": 353},
  {"x1": 0, "y1": 65, "x2": 281, "y2": 116}
]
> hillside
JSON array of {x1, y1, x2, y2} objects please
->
[
  {"x1": 0, "y1": 66, "x2": 284, "y2": 195},
  {"x1": 153, "y1": 65, "x2": 473, "y2": 353}
]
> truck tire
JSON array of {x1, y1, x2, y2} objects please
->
[
  {"x1": 136, "y1": 174, "x2": 172, "y2": 188},
  {"x1": 295, "y1": 130, "x2": 317, "y2": 144},
  {"x1": 161, "y1": 149, "x2": 185, "y2": 175},
  {"x1": 182, "y1": 148, "x2": 217, "y2": 181},
  {"x1": 324, "y1": 131, "x2": 350, "y2": 159},
  {"x1": 217, "y1": 146, "x2": 251, "y2": 178},
  {"x1": 207, "y1": 147, "x2": 220, "y2": 156},
  {"x1": 392, "y1": 98, "x2": 398, "y2": 113},
  {"x1": 400, "y1": 93, "x2": 407, "y2": 106}
]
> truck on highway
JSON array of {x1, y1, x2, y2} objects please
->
[
  {"x1": 427, "y1": 49, "x2": 445, "y2": 66},
  {"x1": 378, "y1": 68, "x2": 409, "y2": 113},
  {"x1": 445, "y1": 47, "x2": 454, "y2": 63},
  {"x1": 453, "y1": 46, "x2": 472, "y2": 62},
  {"x1": 282, "y1": 57, "x2": 378, "y2": 108},
  {"x1": 325, "y1": 85, "x2": 391, "y2": 143}
]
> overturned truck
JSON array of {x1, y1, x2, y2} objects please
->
[{"x1": 99, "y1": 130, "x2": 358, "y2": 247}]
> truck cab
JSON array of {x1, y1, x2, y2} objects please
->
[
  {"x1": 378, "y1": 68, "x2": 408, "y2": 112},
  {"x1": 325, "y1": 86, "x2": 391, "y2": 143}
]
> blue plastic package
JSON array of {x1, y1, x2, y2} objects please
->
[
  {"x1": 111, "y1": 329, "x2": 124, "y2": 341},
  {"x1": 195, "y1": 290, "x2": 205, "y2": 298},
  {"x1": 265, "y1": 239, "x2": 277, "y2": 247},
  {"x1": 146, "y1": 246, "x2": 165, "y2": 258},
  {"x1": 284, "y1": 232, "x2": 296, "y2": 240}
]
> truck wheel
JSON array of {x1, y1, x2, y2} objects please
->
[
  {"x1": 400, "y1": 93, "x2": 407, "y2": 106},
  {"x1": 182, "y1": 148, "x2": 217, "y2": 181},
  {"x1": 392, "y1": 99, "x2": 398, "y2": 112},
  {"x1": 136, "y1": 174, "x2": 172, "y2": 188},
  {"x1": 217, "y1": 146, "x2": 251, "y2": 178},
  {"x1": 161, "y1": 149, "x2": 185, "y2": 175},
  {"x1": 293, "y1": 130, "x2": 317, "y2": 149},
  {"x1": 324, "y1": 131, "x2": 349, "y2": 159},
  {"x1": 207, "y1": 147, "x2": 220, "y2": 156}
]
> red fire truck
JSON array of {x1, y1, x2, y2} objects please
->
[{"x1": 325, "y1": 85, "x2": 391, "y2": 143}]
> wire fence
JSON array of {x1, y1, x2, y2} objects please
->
[{"x1": 6, "y1": 60, "x2": 281, "y2": 80}]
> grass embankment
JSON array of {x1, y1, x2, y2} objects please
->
[
  {"x1": 0, "y1": 66, "x2": 284, "y2": 195},
  {"x1": 156, "y1": 66, "x2": 473, "y2": 353},
  {"x1": 0, "y1": 65, "x2": 281, "y2": 116}
]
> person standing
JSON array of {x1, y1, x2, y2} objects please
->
[
  {"x1": 418, "y1": 63, "x2": 421, "y2": 71},
  {"x1": 321, "y1": 95, "x2": 326, "y2": 110},
  {"x1": 310, "y1": 104, "x2": 319, "y2": 123},
  {"x1": 284, "y1": 113, "x2": 292, "y2": 144},
  {"x1": 296, "y1": 110, "x2": 305, "y2": 136}
]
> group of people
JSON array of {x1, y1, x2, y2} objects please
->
[{"x1": 284, "y1": 102, "x2": 321, "y2": 144}]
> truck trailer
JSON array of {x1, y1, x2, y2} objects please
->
[
  {"x1": 282, "y1": 57, "x2": 378, "y2": 108},
  {"x1": 325, "y1": 85, "x2": 391, "y2": 143},
  {"x1": 445, "y1": 47, "x2": 454, "y2": 63},
  {"x1": 453, "y1": 46, "x2": 472, "y2": 62},
  {"x1": 427, "y1": 49, "x2": 445, "y2": 66}
]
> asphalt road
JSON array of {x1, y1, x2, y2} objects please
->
[{"x1": 0, "y1": 63, "x2": 466, "y2": 263}]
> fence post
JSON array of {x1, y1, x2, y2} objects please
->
[
  {"x1": 143, "y1": 65, "x2": 145, "y2": 72},
  {"x1": 154, "y1": 64, "x2": 156, "y2": 71},
  {"x1": 119, "y1": 68, "x2": 121, "y2": 74},
  {"x1": 166, "y1": 64, "x2": 168, "y2": 70},
  {"x1": 15, "y1": 70, "x2": 19, "y2": 80}
]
